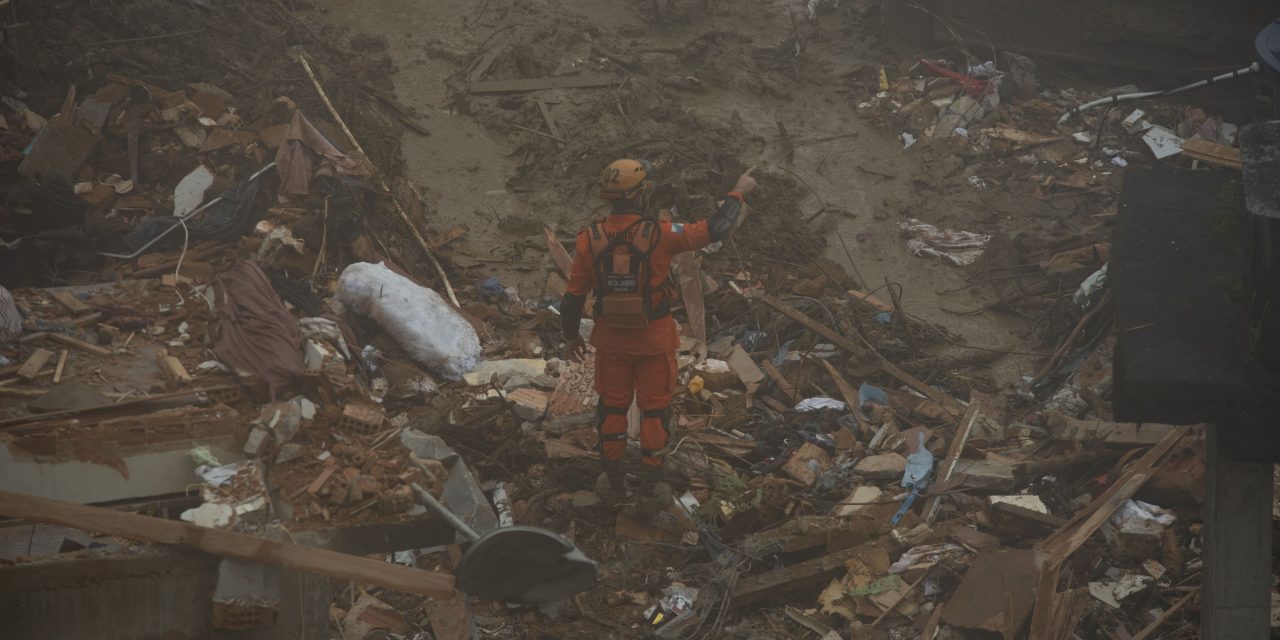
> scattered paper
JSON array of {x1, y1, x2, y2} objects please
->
[
  {"x1": 1141, "y1": 125, "x2": 1184, "y2": 160},
  {"x1": 795, "y1": 396, "x2": 847, "y2": 412}
]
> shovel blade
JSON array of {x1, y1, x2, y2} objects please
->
[{"x1": 455, "y1": 526, "x2": 598, "y2": 604}]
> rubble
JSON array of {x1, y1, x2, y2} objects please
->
[{"x1": 0, "y1": 0, "x2": 1235, "y2": 638}]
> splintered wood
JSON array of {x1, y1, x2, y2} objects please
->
[
  {"x1": 547, "y1": 352, "x2": 597, "y2": 429},
  {"x1": 1027, "y1": 426, "x2": 1193, "y2": 639}
]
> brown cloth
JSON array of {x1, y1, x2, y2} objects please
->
[
  {"x1": 213, "y1": 262, "x2": 303, "y2": 396},
  {"x1": 274, "y1": 110, "x2": 369, "y2": 203}
]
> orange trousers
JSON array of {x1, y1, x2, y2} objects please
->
[{"x1": 594, "y1": 350, "x2": 676, "y2": 466}]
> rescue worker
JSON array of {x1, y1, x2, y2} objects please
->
[{"x1": 560, "y1": 159, "x2": 758, "y2": 504}]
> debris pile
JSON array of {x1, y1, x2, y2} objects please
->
[{"x1": 0, "y1": 1, "x2": 1229, "y2": 639}]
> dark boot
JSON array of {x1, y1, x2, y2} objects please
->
[
  {"x1": 594, "y1": 464, "x2": 626, "y2": 508},
  {"x1": 630, "y1": 463, "x2": 675, "y2": 518}
]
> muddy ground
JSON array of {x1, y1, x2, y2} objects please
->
[{"x1": 311, "y1": 0, "x2": 1114, "y2": 393}]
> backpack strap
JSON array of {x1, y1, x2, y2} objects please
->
[{"x1": 587, "y1": 220, "x2": 610, "y2": 258}]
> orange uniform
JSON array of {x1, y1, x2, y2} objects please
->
[{"x1": 562, "y1": 194, "x2": 744, "y2": 466}]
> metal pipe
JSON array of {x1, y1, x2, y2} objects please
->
[
  {"x1": 97, "y1": 161, "x2": 276, "y2": 260},
  {"x1": 410, "y1": 482, "x2": 480, "y2": 542},
  {"x1": 1057, "y1": 63, "x2": 1261, "y2": 125}
]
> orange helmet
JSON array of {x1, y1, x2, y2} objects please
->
[{"x1": 599, "y1": 159, "x2": 653, "y2": 200}]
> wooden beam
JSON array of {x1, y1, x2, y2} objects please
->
[
  {"x1": 924, "y1": 394, "x2": 985, "y2": 524},
  {"x1": 156, "y1": 351, "x2": 193, "y2": 389},
  {"x1": 52, "y1": 349, "x2": 69, "y2": 383},
  {"x1": 1132, "y1": 590, "x2": 1195, "y2": 640},
  {"x1": 758, "y1": 294, "x2": 962, "y2": 417},
  {"x1": 1180, "y1": 137, "x2": 1241, "y2": 170},
  {"x1": 16, "y1": 348, "x2": 54, "y2": 381},
  {"x1": 50, "y1": 291, "x2": 92, "y2": 315},
  {"x1": 535, "y1": 98, "x2": 566, "y2": 148},
  {"x1": 1046, "y1": 412, "x2": 1195, "y2": 445},
  {"x1": 544, "y1": 225, "x2": 574, "y2": 277},
  {"x1": 0, "y1": 489, "x2": 457, "y2": 599},
  {"x1": 820, "y1": 359, "x2": 868, "y2": 434},
  {"x1": 759, "y1": 294, "x2": 866, "y2": 357},
  {"x1": 847, "y1": 288, "x2": 896, "y2": 313},
  {"x1": 731, "y1": 543, "x2": 874, "y2": 607},
  {"x1": 43, "y1": 332, "x2": 113, "y2": 356},
  {"x1": 469, "y1": 74, "x2": 621, "y2": 95},
  {"x1": 759, "y1": 359, "x2": 799, "y2": 403}
]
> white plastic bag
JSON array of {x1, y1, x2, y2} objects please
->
[{"x1": 336, "y1": 262, "x2": 481, "y2": 380}]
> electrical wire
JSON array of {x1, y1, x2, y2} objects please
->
[{"x1": 1057, "y1": 62, "x2": 1262, "y2": 125}]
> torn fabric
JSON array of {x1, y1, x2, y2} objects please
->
[
  {"x1": 274, "y1": 110, "x2": 370, "y2": 202},
  {"x1": 212, "y1": 262, "x2": 304, "y2": 395}
]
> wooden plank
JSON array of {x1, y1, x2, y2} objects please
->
[
  {"x1": 44, "y1": 332, "x2": 113, "y2": 356},
  {"x1": 1180, "y1": 137, "x2": 1242, "y2": 170},
  {"x1": 469, "y1": 74, "x2": 620, "y2": 95},
  {"x1": 52, "y1": 349, "x2": 69, "y2": 383},
  {"x1": 307, "y1": 467, "x2": 336, "y2": 494},
  {"x1": 1202, "y1": 427, "x2": 1272, "y2": 639},
  {"x1": 534, "y1": 98, "x2": 565, "y2": 147},
  {"x1": 50, "y1": 291, "x2": 92, "y2": 315},
  {"x1": 878, "y1": 358, "x2": 964, "y2": 417},
  {"x1": 544, "y1": 225, "x2": 575, "y2": 277},
  {"x1": 820, "y1": 359, "x2": 868, "y2": 434},
  {"x1": 760, "y1": 294, "x2": 866, "y2": 357},
  {"x1": 759, "y1": 294, "x2": 962, "y2": 417},
  {"x1": 759, "y1": 359, "x2": 799, "y2": 402},
  {"x1": 1131, "y1": 590, "x2": 1195, "y2": 640},
  {"x1": 847, "y1": 288, "x2": 896, "y2": 313},
  {"x1": 156, "y1": 351, "x2": 193, "y2": 388},
  {"x1": 1046, "y1": 412, "x2": 1193, "y2": 445},
  {"x1": 659, "y1": 210, "x2": 705, "y2": 348},
  {"x1": 16, "y1": 348, "x2": 54, "y2": 381},
  {"x1": 731, "y1": 543, "x2": 875, "y2": 607},
  {"x1": 466, "y1": 45, "x2": 507, "y2": 83},
  {"x1": 924, "y1": 394, "x2": 985, "y2": 524},
  {"x1": 0, "y1": 489, "x2": 456, "y2": 598}
]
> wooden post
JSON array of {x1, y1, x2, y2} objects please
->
[{"x1": 1202, "y1": 426, "x2": 1273, "y2": 638}]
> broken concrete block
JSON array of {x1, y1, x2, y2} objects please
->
[
  {"x1": 296, "y1": 397, "x2": 317, "y2": 420},
  {"x1": 783, "y1": 442, "x2": 833, "y2": 485},
  {"x1": 955, "y1": 459, "x2": 1018, "y2": 492},
  {"x1": 252, "y1": 399, "x2": 307, "y2": 444},
  {"x1": 988, "y1": 495, "x2": 1049, "y2": 514},
  {"x1": 303, "y1": 339, "x2": 333, "y2": 372},
  {"x1": 275, "y1": 443, "x2": 304, "y2": 465},
  {"x1": 243, "y1": 427, "x2": 269, "y2": 457},
  {"x1": 855, "y1": 452, "x2": 907, "y2": 481},
  {"x1": 1115, "y1": 519, "x2": 1165, "y2": 561},
  {"x1": 462, "y1": 358, "x2": 547, "y2": 386},
  {"x1": 340, "y1": 403, "x2": 384, "y2": 433},
  {"x1": 212, "y1": 558, "x2": 280, "y2": 630}
]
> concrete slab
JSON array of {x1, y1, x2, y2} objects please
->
[{"x1": 0, "y1": 437, "x2": 244, "y2": 505}]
